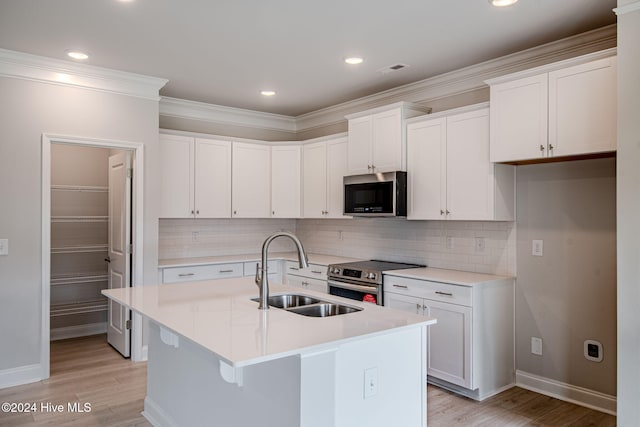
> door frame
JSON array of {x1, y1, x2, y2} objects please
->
[{"x1": 41, "y1": 134, "x2": 145, "y2": 379}]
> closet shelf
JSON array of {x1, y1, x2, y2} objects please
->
[
  {"x1": 50, "y1": 299, "x2": 108, "y2": 317},
  {"x1": 51, "y1": 216, "x2": 108, "y2": 223},
  {"x1": 51, "y1": 245, "x2": 108, "y2": 254},
  {"x1": 51, "y1": 185, "x2": 108, "y2": 193},
  {"x1": 51, "y1": 272, "x2": 108, "y2": 286}
]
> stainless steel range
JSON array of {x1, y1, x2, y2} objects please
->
[{"x1": 327, "y1": 260, "x2": 425, "y2": 306}]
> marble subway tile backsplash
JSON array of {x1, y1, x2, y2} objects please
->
[{"x1": 159, "y1": 218, "x2": 516, "y2": 276}]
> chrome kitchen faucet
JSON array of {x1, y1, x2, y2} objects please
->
[{"x1": 255, "y1": 231, "x2": 309, "y2": 310}]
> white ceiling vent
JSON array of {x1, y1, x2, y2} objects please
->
[{"x1": 378, "y1": 63, "x2": 410, "y2": 75}]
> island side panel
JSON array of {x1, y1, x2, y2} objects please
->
[
  {"x1": 333, "y1": 327, "x2": 427, "y2": 427},
  {"x1": 143, "y1": 322, "x2": 302, "y2": 427}
]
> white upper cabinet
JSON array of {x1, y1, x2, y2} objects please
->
[
  {"x1": 487, "y1": 51, "x2": 617, "y2": 163},
  {"x1": 407, "y1": 104, "x2": 515, "y2": 221},
  {"x1": 159, "y1": 134, "x2": 194, "y2": 218},
  {"x1": 271, "y1": 145, "x2": 301, "y2": 218},
  {"x1": 232, "y1": 142, "x2": 271, "y2": 218},
  {"x1": 346, "y1": 102, "x2": 429, "y2": 175},
  {"x1": 159, "y1": 134, "x2": 231, "y2": 218},
  {"x1": 195, "y1": 138, "x2": 232, "y2": 218},
  {"x1": 303, "y1": 136, "x2": 349, "y2": 218}
]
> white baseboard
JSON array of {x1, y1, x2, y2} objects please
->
[
  {"x1": 516, "y1": 370, "x2": 616, "y2": 415},
  {"x1": 0, "y1": 364, "x2": 43, "y2": 389},
  {"x1": 428, "y1": 376, "x2": 515, "y2": 401},
  {"x1": 143, "y1": 396, "x2": 179, "y2": 427},
  {"x1": 50, "y1": 322, "x2": 107, "y2": 341}
]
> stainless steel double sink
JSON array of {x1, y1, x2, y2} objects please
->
[{"x1": 251, "y1": 294, "x2": 363, "y2": 317}]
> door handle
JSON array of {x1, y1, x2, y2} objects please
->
[{"x1": 104, "y1": 257, "x2": 111, "y2": 263}]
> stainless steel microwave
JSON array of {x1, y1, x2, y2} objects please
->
[{"x1": 343, "y1": 171, "x2": 407, "y2": 217}]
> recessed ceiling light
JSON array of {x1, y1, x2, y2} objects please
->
[
  {"x1": 261, "y1": 90, "x2": 276, "y2": 97},
  {"x1": 66, "y1": 50, "x2": 89, "y2": 60},
  {"x1": 345, "y1": 57, "x2": 364, "y2": 65},
  {"x1": 489, "y1": 0, "x2": 518, "y2": 6}
]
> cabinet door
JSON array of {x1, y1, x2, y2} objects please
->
[
  {"x1": 424, "y1": 299, "x2": 472, "y2": 389},
  {"x1": 372, "y1": 108, "x2": 403, "y2": 172},
  {"x1": 159, "y1": 134, "x2": 194, "y2": 218},
  {"x1": 302, "y1": 141, "x2": 327, "y2": 218},
  {"x1": 326, "y1": 137, "x2": 349, "y2": 218},
  {"x1": 446, "y1": 108, "x2": 493, "y2": 220},
  {"x1": 489, "y1": 73, "x2": 548, "y2": 162},
  {"x1": 195, "y1": 138, "x2": 231, "y2": 218},
  {"x1": 232, "y1": 142, "x2": 271, "y2": 218},
  {"x1": 407, "y1": 118, "x2": 446, "y2": 220},
  {"x1": 549, "y1": 56, "x2": 617, "y2": 157},
  {"x1": 271, "y1": 145, "x2": 301, "y2": 218},
  {"x1": 347, "y1": 115, "x2": 373, "y2": 175},
  {"x1": 384, "y1": 292, "x2": 424, "y2": 315}
]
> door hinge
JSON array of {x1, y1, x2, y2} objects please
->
[
  {"x1": 125, "y1": 319, "x2": 131, "y2": 330},
  {"x1": 127, "y1": 243, "x2": 133, "y2": 254},
  {"x1": 127, "y1": 168, "x2": 133, "y2": 179}
]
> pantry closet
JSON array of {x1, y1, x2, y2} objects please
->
[{"x1": 49, "y1": 144, "x2": 122, "y2": 341}]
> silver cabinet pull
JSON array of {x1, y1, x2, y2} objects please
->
[
  {"x1": 178, "y1": 273, "x2": 195, "y2": 277},
  {"x1": 289, "y1": 267, "x2": 299, "y2": 271},
  {"x1": 445, "y1": 210, "x2": 450, "y2": 215},
  {"x1": 416, "y1": 303, "x2": 422, "y2": 313},
  {"x1": 549, "y1": 144, "x2": 554, "y2": 150},
  {"x1": 435, "y1": 291, "x2": 453, "y2": 296},
  {"x1": 302, "y1": 281, "x2": 309, "y2": 287},
  {"x1": 218, "y1": 269, "x2": 234, "y2": 273},
  {"x1": 540, "y1": 144, "x2": 545, "y2": 152},
  {"x1": 311, "y1": 270, "x2": 323, "y2": 274},
  {"x1": 393, "y1": 284, "x2": 408, "y2": 289},
  {"x1": 196, "y1": 210, "x2": 200, "y2": 214},
  {"x1": 191, "y1": 210, "x2": 195, "y2": 215},
  {"x1": 233, "y1": 210, "x2": 237, "y2": 215}
]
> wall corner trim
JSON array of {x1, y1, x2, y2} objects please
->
[
  {"x1": 515, "y1": 370, "x2": 617, "y2": 415},
  {"x1": 0, "y1": 48, "x2": 168, "y2": 100},
  {"x1": 614, "y1": 1, "x2": 640, "y2": 15},
  {"x1": 0, "y1": 364, "x2": 43, "y2": 390}
]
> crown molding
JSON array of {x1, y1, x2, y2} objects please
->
[
  {"x1": 0, "y1": 48, "x2": 168, "y2": 101},
  {"x1": 159, "y1": 97, "x2": 297, "y2": 133},
  {"x1": 614, "y1": 1, "x2": 640, "y2": 15}
]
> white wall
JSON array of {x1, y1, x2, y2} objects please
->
[
  {"x1": 0, "y1": 77, "x2": 160, "y2": 377},
  {"x1": 515, "y1": 158, "x2": 617, "y2": 396},
  {"x1": 616, "y1": 1, "x2": 640, "y2": 424}
]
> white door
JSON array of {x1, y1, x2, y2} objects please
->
[
  {"x1": 107, "y1": 152, "x2": 132, "y2": 357},
  {"x1": 195, "y1": 138, "x2": 232, "y2": 218},
  {"x1": 325, "y1": 137, "x2": 348, "y2": 218},
  {"x1": 231, "y1": 142, "x2": 271, "y2": 218},
  {"x1": 372, "y1": 108, "x2": 402, "y2": 172},
  {"x1": 407, "y1": 118, "x2": 446, "y2": 220},
  {"x1": 302, "y1": 141, "x2": 327, "y2": 218},
  {"x1": 271, "y1": 145, "x2": 301, "y2": 218}
]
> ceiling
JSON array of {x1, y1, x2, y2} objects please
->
[{"x1": 0, "y1": 0, "x2": 616, "y2": 116}]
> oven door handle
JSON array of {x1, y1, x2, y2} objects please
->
[{"x1": 328, "y1": 280, "x2": 379, "y2": 295}]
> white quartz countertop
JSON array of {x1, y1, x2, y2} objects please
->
[
  {"x1": 159, "y1": 252, "x2": 363, "y2": 268},
  {"x1": 383, "y1": 267, "x2": 514, "y2": 286},
  {"x1": 102, "y1": 278, "x2": 435, "y2": 367}
]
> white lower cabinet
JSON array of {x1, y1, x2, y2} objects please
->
[
  {"x1": 162, "y1": 263, "x2": 244, "y2": 284},
  {"x1": 284, "y1": 260, "x2": 328, "y2": 293},
  {"x1": 384, "y1": 274, "x2": 514, "y2": 400}
]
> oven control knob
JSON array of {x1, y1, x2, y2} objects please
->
[
  {"x1": 366, "y1": 272, "x2": 377, "y2": 280},
  {"x1": 330, "y1": 267, "x2": 342, "y2": 275}
]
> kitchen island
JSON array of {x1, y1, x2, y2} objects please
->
[{"x1": 103, "y1": 277, "x2": 436, "y2": 427}]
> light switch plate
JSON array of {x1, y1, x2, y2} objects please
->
[
  {"x1": 531, "y1": 337, "x2": 543, "y2": 356},
  {"x1": 0, "y1": 239, "x2": 8, "y2": 256},
  {"x1": 532, "y1": 240, "x2": 543, "y2": 257}
]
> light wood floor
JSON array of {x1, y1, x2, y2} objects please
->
[{"x1": 0, "y1": 334, "x2": 616, "y2": 426}]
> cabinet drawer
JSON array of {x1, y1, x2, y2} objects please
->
[
  {"x1": 287, "y1": 275, "x2": 328, "y2": 294},
  {"x1": 243, "y1": 260, "x2": 281, "y2": 276},
  {"x1": 284, "y1": 261, "x2": 327, "y2": 279},
  {"x1": 162, "y1": 263, "x2": 243, "y2": 283},
  {"x1": 384, "y1": 275, "x2": 472, "y2": 306}
]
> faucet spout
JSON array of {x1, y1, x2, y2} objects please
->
[{"x1": 256, "y1": 232, "x2": 308, "y2": 310}]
